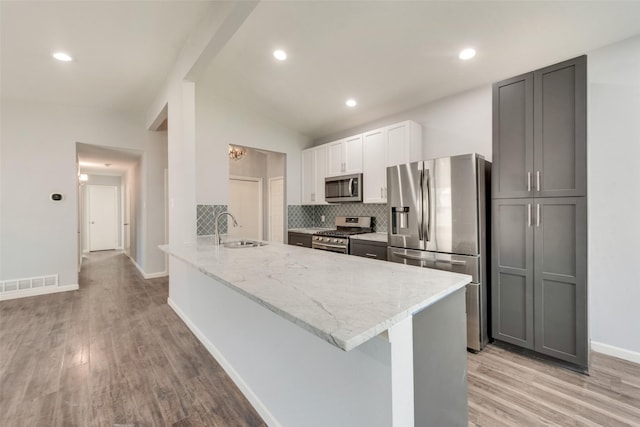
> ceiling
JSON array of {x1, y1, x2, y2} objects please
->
[
  {"x1": 2, "y1": 1, "x2": 640, "y2": 142},
  {"x1": 77, "y1": 143, "x2": 141, "y2": 176},
  {"x1": 0, "y1": 0, "x2": 211, "y2": 113},
  {"x1": 201, "y1": 1, "x2": 640, "y2": 139}
]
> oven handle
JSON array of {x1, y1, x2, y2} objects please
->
[{"x1": 314, "y1": 243, "x2": 346, "y2": 250}]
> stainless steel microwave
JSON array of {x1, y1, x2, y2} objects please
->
[{"x1": 325, "y1": 173, "x2": 362, "y2": 203}]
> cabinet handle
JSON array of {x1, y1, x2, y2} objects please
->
[
  {"x1": 536, "y1": 171, "x2": 540, "y2": 192},
  {"x1": 381, "y1": 187, "x2": 384, "y2": 198},
  {"x1": 311, "y1": 192, "x2": 315, "y2": 202},
  {"x1": 536, "y1": 204, "x2": 541, "y2": 227},
  {"x1": 527, "y1": 204, "x2": 532, "y2": 227},
  {"x1": 527, "y1": 171, "x2": 531, "y2": 192},
  {"x1": 365, "y1": 253, "x2": 378, "y2": 258},
  {"x1": 296, "y1": 242, "x2": 304, "y2": 246}
]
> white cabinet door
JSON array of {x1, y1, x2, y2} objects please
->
[
  {"x1": 327, "y1": 140, "x2": 344, "y2": 176},
  {"x1": 387, "y1": 120, "x2": 422, "y2": 166},
  {"x1": 301, "y1": 148, "x2": 315, "y2": 204},
  {"x1": 327, "y1": 135, "x2": 363, "y2": 176},
  {"x1": 363, "y1": 128, "x2": 387, "y2": 203},
  {"x1": 344, "y1": 134, "x2": 363, "y2": 174},
  {"x1": 314, "y1": 145, "x2": 327, "y2": 204},
  {"x1": 386, "y1": 122, "x2": 409, "y2": 167},
  {"x1": 301, "y1": 146, "x2": 328, "y2": 205}
]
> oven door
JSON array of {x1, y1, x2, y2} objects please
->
[{"x1": 312, "y1": 241, "x2": 348, "y2": 254}]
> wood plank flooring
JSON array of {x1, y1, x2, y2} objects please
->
[
  {"x1": 1, "y1": 251, "x2": 639, "y2": 426},
  {"x1": 468, "y1": 341, "x2": 640, "y2": 426},
  {"x1": 0, "y1": 251, "x2": 266, "y2": 427}
]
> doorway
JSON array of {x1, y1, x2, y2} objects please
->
[
  {"x1": 229, "y1": 177, "x2": 263, "y2": 240},
  {"x1": 228, "y1": 145, "x2": 286, "y2": 243},
  {"x1": 88, "y1": 185, "x2": 118, "y2": 251}
]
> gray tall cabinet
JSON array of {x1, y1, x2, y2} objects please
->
[{"x1": 491, "y1": 56, "x2": 588, "y2": 369}]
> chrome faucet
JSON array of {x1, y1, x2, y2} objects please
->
[{"x1": 213, "y1": 211, "x2": 239, "y2": 245}]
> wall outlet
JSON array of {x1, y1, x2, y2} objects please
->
[{"x1": 321, "y1": 215, "x2": 325, "y2": 222}]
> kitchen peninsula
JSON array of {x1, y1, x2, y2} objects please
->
[{"x1": 161, "y1": 236, "x2": 471, "y2": 427}]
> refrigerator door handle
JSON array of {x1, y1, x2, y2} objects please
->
[
  {"x1": 418, "y1": 168, "x2": 424, "y2": 241},
  {"x1": 424, "y1": 169, "x2": 431, "y2": 242}
]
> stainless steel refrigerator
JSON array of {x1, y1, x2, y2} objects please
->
[{"x1": 387, "y1": 153, "x2": 490, "y2": 352}]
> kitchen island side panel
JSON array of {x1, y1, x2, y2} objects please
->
[{"x1": 168, "y1": 257, "x2": 393, "y2": 427}]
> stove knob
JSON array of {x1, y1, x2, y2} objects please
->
[{"x1": 333, "y1": 239, "x2": 339, "y2": 243}]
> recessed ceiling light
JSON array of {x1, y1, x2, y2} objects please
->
[
  {"x1": 345, "y1": 99, "x2": 357, "y2": 108},
  {"x1": 53, "y1": 52, "x2": 73, "y2": 62},
  {"x1": 459, "y1": 48, "x2": 476, "y2": 61},
  {"x1": 273, "y1": 49, "x2": 287, "y2": 61}
]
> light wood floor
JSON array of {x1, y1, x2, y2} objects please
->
[
  {"x1": 468, "y1": 344, "x2": 640, "y2": 426},
  {"x1": 1, "y1": 251, "x2": 639, "y2": 426},
  {"x1": 0, "y1": 251, "x2": 266, "y2": 427}
]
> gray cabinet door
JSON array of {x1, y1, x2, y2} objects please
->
[
  {"x1": 492, "y1": 73, "x2": 534, "y2": 199},
  {"x1": 288, "y1": 232, "x2": 312, "y2": 248},
  {"x1": 491, "y1": 199, "x2": 534, "y2": 349},
  {"x1": 533, "y1": 197, "x2": 587, "y2": 367},
  {"x1": 534, "y1": 56, "x2": 587, "y2": 198}
]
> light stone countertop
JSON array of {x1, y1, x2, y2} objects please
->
[
  {"x1": 350, "y1": 232, "x2": 388, "y2": 243},
  {"x1": 161, "y1": 236, "x2": 470, "y2": 351}
]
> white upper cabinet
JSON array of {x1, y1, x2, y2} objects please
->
[
  {"x1": 327, "y1": 134, "x2": 363, "y2": 176},
  {"x1": 363, "y1": 128, "x2": 387, "y2": 203},
  {"x1": 363, "y1": 120, "x2": 422, "y2": 203},
  {"x1": 301, "y1": 145, "x2": 327, "y2": 205}
]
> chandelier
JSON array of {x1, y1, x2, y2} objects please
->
[{"x1": 228, "y1": 145, "x2": 247, "y2": 161}]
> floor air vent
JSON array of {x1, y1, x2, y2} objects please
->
[{"x1": 1, "y1": 274, "x2": 58, "y2": 294}]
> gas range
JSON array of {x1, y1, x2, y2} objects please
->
[{"x1": 312, "y1": 217, "x2": 372, "y2": 254}]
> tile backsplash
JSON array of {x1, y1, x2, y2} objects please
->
[
  {"x1": 289, "y1": 203, "x2": 388, "y2": 232},
  {"x1": 197, "y1": 204, "x2": 228, "y2": 235},
  {"x1": 198, "y1": 203, "x2": 388, "y2": 236}
]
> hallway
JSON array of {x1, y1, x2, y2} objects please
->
[{"x1": 0, "y1": 251, "x2": 265, "y2": 426}]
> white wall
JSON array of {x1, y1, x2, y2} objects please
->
[
  {"x1": 0, "y1": 100, "x2": 167, "y2": 287},
  {"x1": 314, "y1": 85, "x2": 493, "y2": 161},
  {"x1": 588, "y1": 35, "x2": 640, "y2": 357},
  {"x1": 195, "y1": 86, "x2": 310, "y2": 207},
  {"x1": 142, "y1": 130, "x2": 169, "y2": 274}
]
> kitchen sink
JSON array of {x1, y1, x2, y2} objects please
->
[{"x1": 223, "y1": 240, "x2": 267, "y2": 248}]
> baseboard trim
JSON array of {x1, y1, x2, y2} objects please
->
[
  {"x1": 127, "y1": 255, "x2": 168, "y2": 280},
  {"x1": 167, "y1": 297, "x2": 281, "y2": 427},
  {"x1": 591, "y1": 341, "x2": 640, "y2": 364},
  {"x1": 0, "y1": 284, "x2": 79, "y2": 301}
]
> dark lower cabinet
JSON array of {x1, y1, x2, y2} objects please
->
[
  {"x1": 492, "y1": 197, "x2": 587, "y2": 368},
  {"x1": 350, "y1": 240, "x2": 387, "y2": 261},
  {"x1": 288, "y1": 232, "x2": 312, "y2": 248},
  {"x1": 533, "y1": 198, "x2": 587, "y2": 366}
]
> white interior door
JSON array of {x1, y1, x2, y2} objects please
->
[
  {"x1": 269, "y1": 177, "x2": 284, "y2": 243},
  {"x1": 88, "y1": 185, "x2": 118, "y2": 251},
  {"x1": 229, "y1": 177, "x2": 262, "y2": 240}
]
